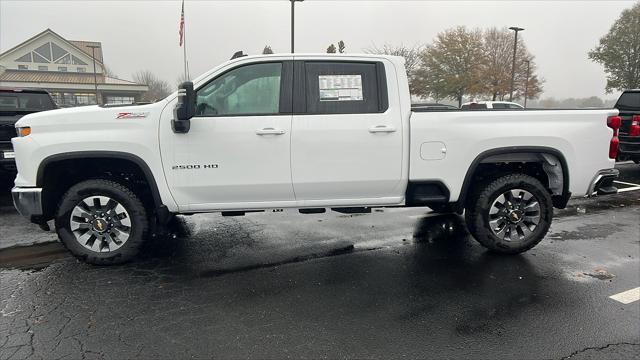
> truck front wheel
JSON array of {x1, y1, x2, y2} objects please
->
[
  {"x1": 465, "y1": 174, "x2": 553, "y2": 254},
  {"x1": 55, "y1": 179, "x2": 149, "y2": 265}
]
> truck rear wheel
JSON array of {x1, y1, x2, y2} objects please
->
[
  {"x1": 55, "y1": 179, "x2": 149, "y2": 265},
  {"x1": 465, "y1": 174, "x2": 553, "y2": 254}
]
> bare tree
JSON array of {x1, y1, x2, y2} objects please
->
[
  {"x1": 132, "y1": 70, "x2": 171, "y2": 103},
  {"x1": 365, "y1": 43, "x2": 423, "y2": 93},
  {"x1": 175, "y1": 73, "x2": 190, "y2": 88},
  {"x1": 102, "y1": 64, "x2": 118, "y2": 78}
]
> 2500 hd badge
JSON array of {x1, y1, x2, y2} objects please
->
[{"x1": 172, "y1": 164, "x2": 219, "y2": 170}]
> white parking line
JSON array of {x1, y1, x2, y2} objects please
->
[
  {"x1": 614, "y1": 180, "x2": 640, "y2": 187},
  {"x1": 617, "y1": 186, "x2": 640, "y2": 193},
  {"x1": 609, "y1": 287, "x2": 640, "y2": 304}
]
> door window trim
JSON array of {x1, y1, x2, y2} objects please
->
[
  {"x1": 193, "y1": 60, "x2": 293, "y2": 118},
  {"x1": 293, "y1": 60, "x2": 389, "y2": 115}
]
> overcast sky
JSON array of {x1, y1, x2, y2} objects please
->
[{"x1": 0, "y1": 0, "x2": 636, "y2": 100}]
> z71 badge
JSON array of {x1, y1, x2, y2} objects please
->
[{"x1": 116, "y1": 112, "x2": 149, "y2": 119}]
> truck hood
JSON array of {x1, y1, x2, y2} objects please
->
[{"x1": 15, "y1": 101, "x2": 168, "y2": 129}]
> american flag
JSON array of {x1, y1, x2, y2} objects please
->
[{"x1": 179, "y1": 0, "x2": 185, "y2": 46}]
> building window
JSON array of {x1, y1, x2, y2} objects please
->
[
  {"x1": 38, "y1": 65, "x2": 48, "y2": 71},
  {"x1": 77, "y1": 67, "x2": 86, "y2": 73},
  {"x1": 106, "y1": 96, "x2": 135, "y2": 105},
  {"x1": 58, "y1": 66, "x2": 67, "y2": 72},
  {"x1": 49, "y1": 92, "x2": 97, "y2": 107},
  {"x1": 18, "y1": 65, "x2": 28, "y2": 70}
]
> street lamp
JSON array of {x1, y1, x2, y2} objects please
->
[
  {"x1": 508, "y1": 26, "x2": 524, "y2": 102},
  {"x1": 524, "y1": 60, "x2": 530, "y2": 108},
  {"x1": 87, "y1": 44, "x2": 100, "y2": 105},
  {"x1": 290, "y1": 0, "x2": 304, "y2": 53}
]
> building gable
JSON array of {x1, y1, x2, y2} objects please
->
[{"x1": 0, "y1": 29, "x2": 103, "y2": 74}]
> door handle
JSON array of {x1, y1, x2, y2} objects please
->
[
  {"x1": 368, "y1": 125, "x2": 396, "y2": 133},
  {"x1": 256, "y1": 127, "x2": 286, "y2": 135}
]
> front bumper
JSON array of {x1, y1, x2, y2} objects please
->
[
  {"x1": 12, "y1": 187, "x2": 43, "y2": 220},
  {"x1": 587, "y1": 168, "x2": 619, "y2": 197},
  {"x1": 0, "y1": 142, "x2": 16, "y2": 172}
]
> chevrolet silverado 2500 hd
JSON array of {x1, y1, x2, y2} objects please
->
[{"x1": 11, "y1": 54, "x2": 621, "y2": 264}]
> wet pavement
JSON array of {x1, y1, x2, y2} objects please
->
[{"x1": 0, "y1": 164, "x2": 639, "y2": 359}]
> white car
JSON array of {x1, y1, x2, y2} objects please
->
[
  {"x1": 11, "y1": 54, "x2": 620, "y2": 264},
  {"x1": 461, "y1": 101, "x2": 524, "y2": 110}
]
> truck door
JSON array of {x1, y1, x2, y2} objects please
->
[
  {"x1": 290, "y1": 60, "x2": 403, "y2": 203},
  {"x1": 161, "y1": 60, "x2": 295, "y2": 210}
]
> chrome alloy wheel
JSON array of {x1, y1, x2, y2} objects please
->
[
  {"x1": 69, "y1": 196, "x2": 132, "y2": 252},
  {"x1": 488, "y1": 189, "x2": 541, "y2": 241}
]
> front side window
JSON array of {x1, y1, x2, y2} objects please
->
[
  {"x1": 195, "y1": 62, "x2": 282, "y2": 116},
  {"x1": 492, "y1": 103, "x2": 508, "y2": 109}
]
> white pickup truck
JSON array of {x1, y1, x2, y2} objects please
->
[{"x1": 11, "y1": 54, "x2": 621, "y2": 264}]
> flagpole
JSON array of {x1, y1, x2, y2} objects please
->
[{"x1": 183, "y1": 2, "x2": 188, "y2": 80}]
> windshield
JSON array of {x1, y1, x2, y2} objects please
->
[
  {"x1": 0, "y1": 92, "x2": 56, "y2": 112},
  {"x1": 615, "y1": 92, "x2": 640, "y2": 110}
]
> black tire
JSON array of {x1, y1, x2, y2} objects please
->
[
  {"x1": 465, "y1": 174, "x2": 553, "y2": 254},
  {"x1": 55, "y1": 179, "x2": 149, "y2": 265}
]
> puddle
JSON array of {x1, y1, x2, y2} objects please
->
[
  {"x1": 0, "y1": 242, "x2": 70, "y2": 270},
  {"x1": 548, "y1": 223, "x2": 626, "y2": 241}
]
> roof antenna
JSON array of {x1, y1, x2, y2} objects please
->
[{"x1": 230, "y1": 51, "x2": 247, "y2": 60}]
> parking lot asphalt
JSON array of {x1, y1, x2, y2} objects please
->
[{"x1": 0, "y1": 163, "x2": 639, "y2": 359}]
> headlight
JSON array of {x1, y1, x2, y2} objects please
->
[{"x1": 16, "y1": 127, "x2": 31, "y2": 137}]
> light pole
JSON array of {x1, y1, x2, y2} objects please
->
[
  {"x1": 290, "y1": 0, "x2": 304, "y2": 53},
  {"x1": 508, "y1": 26, "x2": 524, "y2": 102},
  {"x1": 87, "y1": 44, "x2": 100, "y2": 105},
  {"x1": 524, "y1": 60, "x2": 530, "y2": 108}
]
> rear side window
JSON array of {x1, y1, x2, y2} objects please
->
[
  {"x1": 492, "y1": 103, "x2": 508, "y2": 109},
  {"x1": 462, "y1": 103, "x2": 487, "y2": 110},
  {"x1": 301, "y1": 61, "x2": 388, "y2": 114},
  {"x1": 616, "y1": 92, "x2": 640, "y2": 110},
  {"x1": 0, "y1": 92, "x2": 55, "y2": 111}
]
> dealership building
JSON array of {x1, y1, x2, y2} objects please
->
[{"x1": 0, "y1": 29, "x2": 148, "y2": 106}]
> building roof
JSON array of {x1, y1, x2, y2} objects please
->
[
  {"x1": 0, "y1": 29, "x2": 104, "y2": 66},
  {"x1": 0, "y1": 69, "x2": 141, "y2": 86},
  {"x1": 69, "y1": 40, "x2": 103, "y2": 63}
]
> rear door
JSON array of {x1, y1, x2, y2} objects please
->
[{"x1": 290, "y1": 60, "x2": 403, "y2": 203}]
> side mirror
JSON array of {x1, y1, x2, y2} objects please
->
[{"x1": 172, "y1": 81, "x2": 196, "y2": 133}]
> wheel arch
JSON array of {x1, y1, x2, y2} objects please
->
[
  {"x1": 456, "y1": 146, "x2": 571, "y2": 210},
  {"x1": 37, "y1": 151, "x2": 165, "y2": 219}
]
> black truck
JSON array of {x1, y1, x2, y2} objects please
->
[
  {"x1": 0, "y1": 88, "x2": 58, "y2": 173},
  {"x1": 615, "y1": 89, "x2": 640, "y2": 164}
]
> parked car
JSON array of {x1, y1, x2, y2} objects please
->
[
  {"x1": 614, "y1": 89, "x2": 640, "y2": 163},
  {"x1": 0, "y1": 88, "x2": 57, "y2": 173},
  {"x1": 461, "y1": 101, "x2": 524, "y2": 110},
  {"x1": 11, "y1": 54, "x2": 619, "y2": 264},
  {"x1": 411, "y1": 103, "x2": 459, "y2": 111}
]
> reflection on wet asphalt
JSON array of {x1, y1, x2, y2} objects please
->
[{"x1": 0, "y1": 164, "x2": 639, "y2": 359}]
